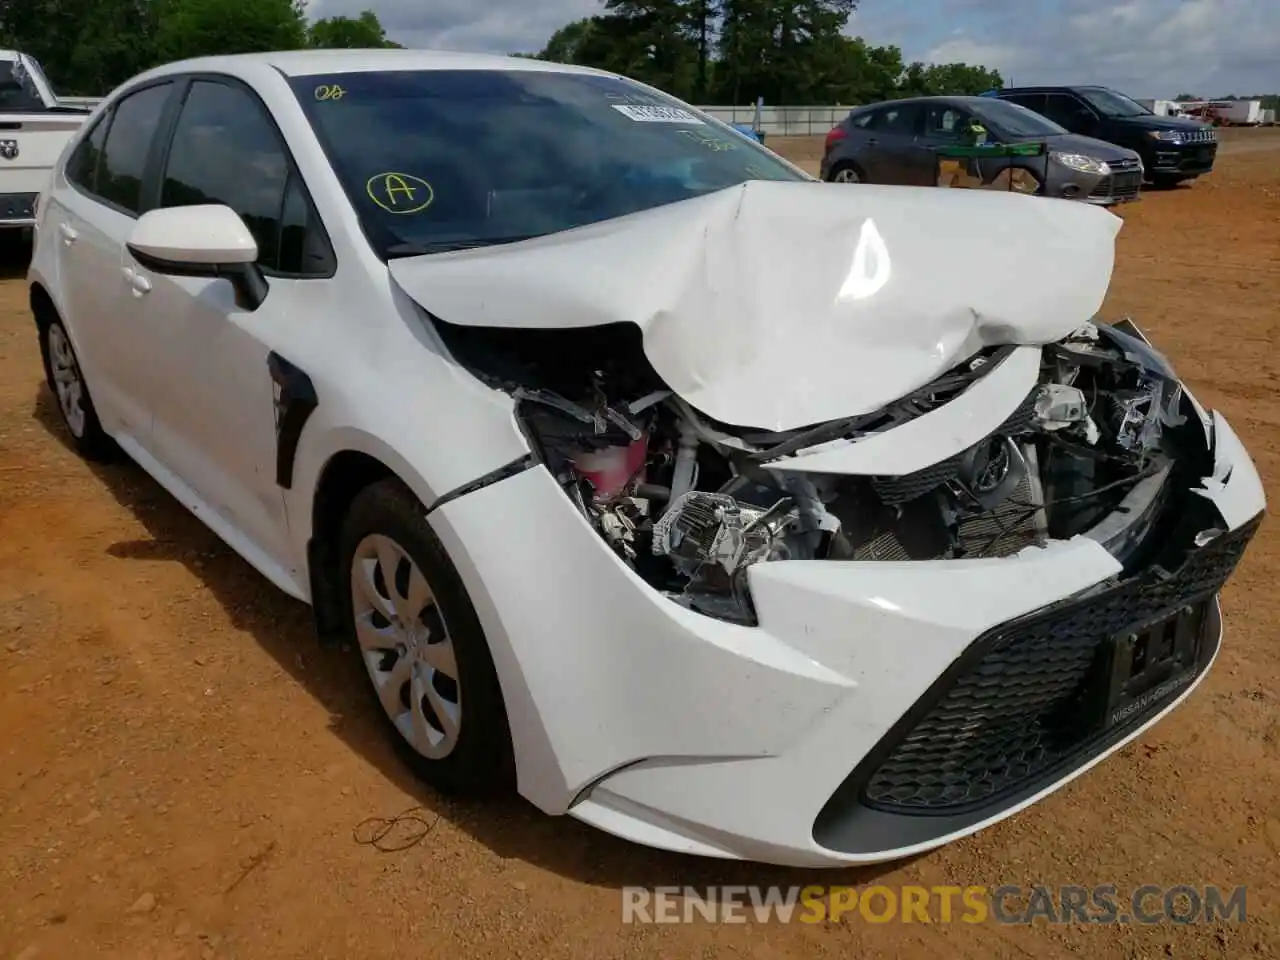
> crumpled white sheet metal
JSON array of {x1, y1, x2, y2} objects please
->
[{"x1": 389, "y1": 179, "x2": 1122, "y2": 433}]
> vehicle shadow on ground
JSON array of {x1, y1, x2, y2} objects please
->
[
  {"x1": 32, "y1": 386, "x2": 913, "y2": 891},
  {"x1": 0, "y1": 231, "x2": 32, "y2": 279}
]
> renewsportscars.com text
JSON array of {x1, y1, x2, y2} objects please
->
[{"x1": 621, "y1": 884, "x2": 1248, "y2": 925}]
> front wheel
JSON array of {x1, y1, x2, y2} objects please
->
[
  {"x1": 339, "y1": 478, "x2": 515, "y2": 797},
  {"x1": 1150, "y1": 173, "x2": 1186, "y2": 190}
]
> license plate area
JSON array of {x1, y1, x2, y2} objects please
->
[{"x1": 1104, "y1": 600, "x2": 1209, "y2": 729}]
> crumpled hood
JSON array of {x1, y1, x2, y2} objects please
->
[{"x1": 389, "y1": 179, "x2": 1121, "y2": 432}]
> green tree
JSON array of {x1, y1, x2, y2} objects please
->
[
  {"x1": 920, "y1": 61, "x2": 1002, "y2": 96},
  {"x1": 716, "y1": 0, "x2": 857, "y2": 104},
  {"x1": 0, "y1": 0, "x2": 157, "y2": 94},
  {"x1": 154, "y1": 0, "x2": 307, "y2": 63},
  {"x1": 539, "y1": 17, "x2": 604, "y2": 63},
  {"x1": 308, "y1": 9, "x2": 402, "y2": 48},
  {"x1": 539, "y1": 16, "x2": 631, "y2": 71},
  {"x1": 804, "y1": 36, "x2": 903, "y2": 104},
  {"x1": 603, "y1": 0, "x2": 701, "y2": 99}
]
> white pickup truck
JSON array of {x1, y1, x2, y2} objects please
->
[{"x1": 0, "y1": 50, "x2": 100, "y2": 230}]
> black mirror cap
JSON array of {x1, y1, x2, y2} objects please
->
[{"x1": 126, "y1": 243, "x2": 268, "y2": 311}]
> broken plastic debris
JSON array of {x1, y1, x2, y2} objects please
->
[{"x1": 1034, "y1": 383, "x2": 1089, "y2": 430}]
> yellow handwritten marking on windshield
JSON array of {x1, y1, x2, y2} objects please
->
[
  {"x1": 366, "y1": 173, "x2": 434, "y2": 214},
  {"x1": 677, "y1": 129, "x2": 736, "y2": 151},
  {"x1": 314, "y1": 84, "x2": 346, "y2": 101}
]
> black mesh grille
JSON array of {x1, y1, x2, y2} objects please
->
[
  {"x1": 859, "y1": 515, "x2": 1260, "y2": 814},
  {"x1": 871, "y1": 454, "x2": 963, "y2": 505},
  {"x1": 1089, "y1": 171, "x2": 1142, "y2": 201},
  {"x1": 871, "y1": 388, "x2": 1039, "y2": 505}
]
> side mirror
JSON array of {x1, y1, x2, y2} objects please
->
[{"x1": 126, "y1": 204, "x2": 269, "y2": 311}]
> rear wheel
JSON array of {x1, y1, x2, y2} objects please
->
[
  {"x1": 39, "y1": 318, "x2": 114, "y2": 461},
  {"x1": 828, "y1": 163, "x2": 863, "y2": 184},
  {"x1": 339, "y1": 478, "x2": 515, "y2": 796}
]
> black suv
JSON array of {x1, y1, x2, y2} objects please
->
[{"x1": 990, "y1": 86, "x2": 1217, "y2": 188}]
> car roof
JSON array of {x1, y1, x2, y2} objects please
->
[
  {"x1": 996, "y1": 85, "x2": 1116, "y2": 94},
  {"x1": 131, "y1": 48, "x2": 613, "y2": 83},
  {"x1": 851, "y1": 95, "x2": 992, "y2": 111}
]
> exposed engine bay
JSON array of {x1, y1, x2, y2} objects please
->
[{"x1": 435, "y1": 317, "x2": 1210, "y2": 625}]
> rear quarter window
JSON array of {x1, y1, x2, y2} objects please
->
[
  {"x1": 0, "y1": 60, "x2": 46, "y2": 112},
  {"x1": 65, "y1": 115, "x2": 109, "y2": 193}
]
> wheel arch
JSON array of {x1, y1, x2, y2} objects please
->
[
  {"x1": 29, "y1": 281, "x2": 57, "y2": 331},
  {"x1": 29, "y1": 280, "x2": 88, "y2": 396},
  {"x1": 827, "y1": 158, "x2": 867, "y2": 182},
  {"x1": 295, "y1": 430, "x2": 437, "y2": 644}
]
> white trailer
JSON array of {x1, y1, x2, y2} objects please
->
[
  {"x1": 1210, "y1": 100, "x2": 1262, "y2": 125},
  {"x1": 1139, "y1": 99, "x2": 1184, "y2": 117}
]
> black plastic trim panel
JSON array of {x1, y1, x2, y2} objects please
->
[{"x1": 266, "y1": 351, "x2": 318, "y2": 489}]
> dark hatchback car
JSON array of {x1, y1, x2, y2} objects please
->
[
  {"x1": 991, "y1": 86, "x2": 1217, "y2": 188},
  {"x1": 821, "y1": 96, "x2": 1145, "y2": 204}
]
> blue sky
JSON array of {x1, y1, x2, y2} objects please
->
[{"x1": 308, "y1": 0, "x2": 1279, "y2": 98}]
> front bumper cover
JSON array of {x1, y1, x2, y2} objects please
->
[{"x1": 430, "y1": 396, "x2": 1264, "y2": 867}]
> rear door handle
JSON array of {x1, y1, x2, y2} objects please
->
[
  {"x1": 58, "y1": 222, "x2": 78, "y2": 245},
  {"x1": 122, "y1": 266, "x2": 152, "y2": 296}
]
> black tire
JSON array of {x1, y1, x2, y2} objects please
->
[
  {"x1": 1150, "y1": 174, "x2": 1186, "y2": 190},
  {"x1": 37, "y1": 317, "x2": 115, "y2": 462},
  {"x1": 826, "y1": 161, "x2": 865, "y2": 184},
  {"x1": 338, "y1": 478, "x2": 516, "y2": 797}
]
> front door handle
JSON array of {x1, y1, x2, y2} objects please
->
[
  {"x1": 122, "y1": 266, "x2": 152, "y2": 297},
  {"x1": 57, "y1": 222, "x2": 78, "y2": 246}
]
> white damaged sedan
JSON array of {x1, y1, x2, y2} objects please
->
[{"x1": 29, "y1": 49, "x2": 1265, "y2": 867}]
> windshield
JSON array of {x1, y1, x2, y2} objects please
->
[
  {"x1": 0, "y1": 60, "x2": 47, "y2": 112},
  {"x1": 289, "y1": 68, "x2": 804, "y2": 257},
  {"x1": 972, "y1": 98, "x2": 1067, "y2": 138},
  {"x1": 1077, "y1": 88, "x2": 1150, "y2": 118}
]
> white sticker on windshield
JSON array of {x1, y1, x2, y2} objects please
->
[{"x1": 611, "y1": 104, "x2": 704, "y2": 124}]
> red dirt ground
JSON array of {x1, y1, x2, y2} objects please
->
[{"x1": 2, "y1": 128, "x2": 1279, "y2": 959}]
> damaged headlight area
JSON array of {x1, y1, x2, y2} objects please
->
[{"x1": 433, "y1": 317, "x2": 1214, "y2": 626}]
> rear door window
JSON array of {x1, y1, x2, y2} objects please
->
[
  {"x1": 1002, "y1": 93, "x2": 1047, "y2": 114},
  {"x1": 867, "y1": 103, "x2": 922, "y2": 136},
  {"x1": 923, "y1": 105, "x2": 973, "y2": 141},
  {"x1": 1041, "y1": 93, "x2": 1090, "y2": 128}
]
